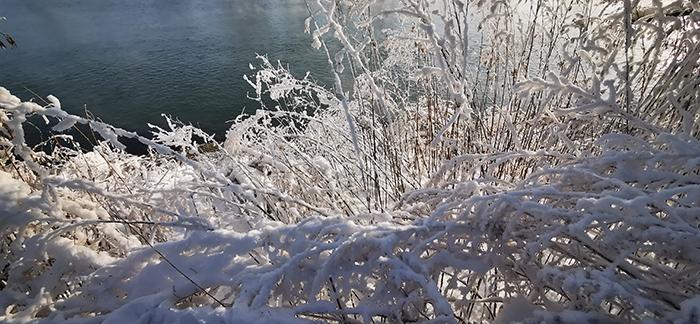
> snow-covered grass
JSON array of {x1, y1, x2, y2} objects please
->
[{"x1": 1, "y1": 0, "x2": 699, "y2": 322}]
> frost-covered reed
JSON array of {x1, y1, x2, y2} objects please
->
[{"x1": 1, "y1": 0, "x2": 699, "y2": 322}]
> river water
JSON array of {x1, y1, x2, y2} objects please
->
[{"x1": 1, "y1": 0, "x2": 334, "y2": 144}]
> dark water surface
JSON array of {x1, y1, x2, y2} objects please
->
[{"x1": 1, "y1": 0, "x2": 333, "y2": 143}]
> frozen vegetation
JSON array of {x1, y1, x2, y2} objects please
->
[{"x1": 1, "y1": 0, "x2": 700, "y2": 322}]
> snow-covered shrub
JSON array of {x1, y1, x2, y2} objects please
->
[
  {"x1": 0, "y1": 0, "x2": 699, "y2": 322},
  {"x1": 0, "y1": 16, "x2": 17, "y2": 50}
]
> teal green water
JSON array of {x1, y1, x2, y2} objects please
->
[{"x1": 1, "y1": 0, "x2": 334, "y2": 144}]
